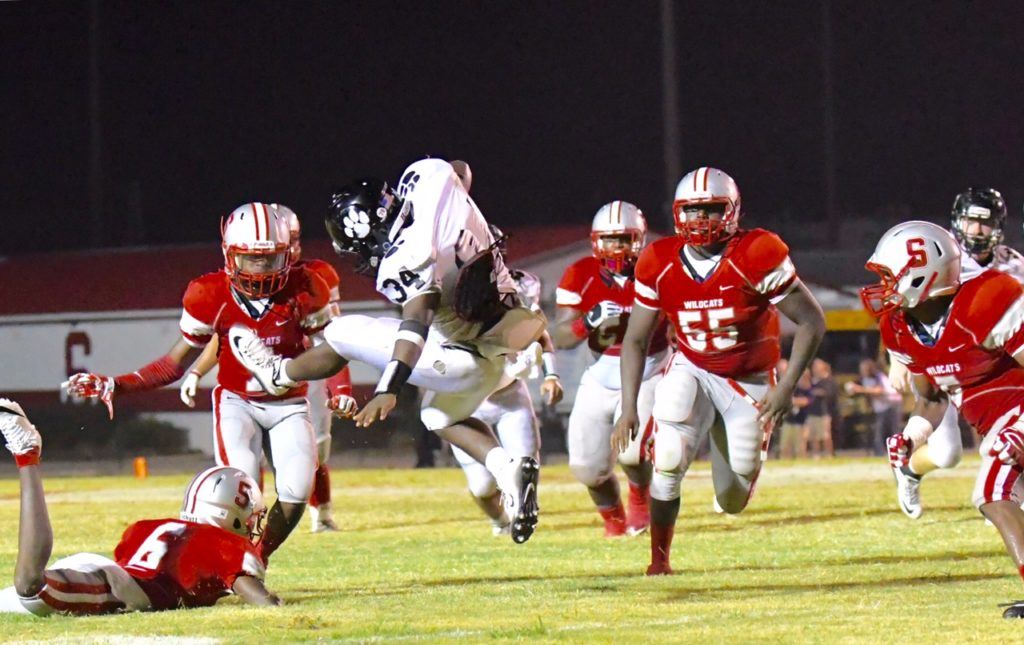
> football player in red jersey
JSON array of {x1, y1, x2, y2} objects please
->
[
  {"x1": 885, "y1": 189, "x2": 1024, "y2": 520},
  {"x1": 612, "y1": 167, "x2": 825, "y2": 575},
  {"x1": 862, "y1": 221, "x2": 1024, "y2": 619},
  {"x1": 63, "y1": 203, "x2": 333, "y2": 563},
  {"x1": 552, "y1": 201, "x2": 669, "y2": 537},
  {"x1": 0, "y1": 399, "x2": 280, "y2": 615},
  {"x1": 179, "y1": 205, "x2": 356, "y2": 534}
]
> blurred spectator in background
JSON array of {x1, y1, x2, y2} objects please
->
[
  {"x1": 806, "y1": 359, "x2": 838, "y2": 458},
  {"x1": 778, "y1": 368, "x2": 812, "y2": 460},
  {"x1": 845, "y1": 358, "x2": 903, "y2": 456}
]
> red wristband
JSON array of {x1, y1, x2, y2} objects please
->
[
  {"x1": 115, "y1": 355, "x2": 186, "y2": 393},
  {"x1": 571, "y1": 317, "x2": 589, "y2": 340},
  {"x1": 15, "y1": 448, "x2": 40, "y2": 468}
]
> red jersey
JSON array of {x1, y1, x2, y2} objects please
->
[
  {"x1": 114, "y1": 519, "x2": 264, "y2": 610},
  {"x1": 556, "y1": 256, "x2": 670, "y2": 357},
  {"x1": 634, "y1": 229, "x2": 798, "y2": 379},
  {"x1": 179, "y1": 265, "x2": 331, "y2": 400},
  {"x1": 880, "y1": 270, "x2": 1024, "y2": 435}
]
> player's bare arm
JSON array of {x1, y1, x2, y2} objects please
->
[
  {"x1": 180, "y1": 336, "x2": 219, "y2": 408},
  {"x1": 353, "y1": 290, "x2": 439, "y2": 428},
  {"x1": 758, "y1": 282, "x2": 825, "y2": 430},
  {"x1": 537, "y1": 329, "x2": 564, "y2": 405},
  {"x1": 232, "y1": 575, "x2": 282, "y2": 607},
  {"x1": 610, "y1": 303, "x2": 658, "y2": 453},
  {"x1": 63, "y1": 336, "x2": 202, "y2": 418}
]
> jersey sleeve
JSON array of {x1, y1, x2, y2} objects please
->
[
  {"x1": 633, "y1": 246, "x2": 664, "y2": 310},
  {"x1": 179, "y1": 278, "x2": 221, "y2": 347},
  {"x1": 555, "y1": 259, "x2": 590, "y2": 309},
  {"x1": 735, "y1": 230, "x2": 798, "y2": 302},
  {"x1": 299, "y1": 271, "x2": 333, "y2": 334},
  {"x1": 309, "y1": 260, "x2": 342, "y2": 305},
  {"x1": 974, "y1": 275, "x2": 1024, "y2": 354}
]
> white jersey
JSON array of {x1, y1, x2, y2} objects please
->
[
  {"x1": 377, "y1": 158, "x2": 516, "y2": 342},
  {"x1": 960, "y1": 244, "x2": 1024, "y2": 283}
]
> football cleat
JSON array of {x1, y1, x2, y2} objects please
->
[
  {"x1": 891, "y1": 463, "x2": 923, "y2": 519},
  {"x1": 0, "y1": 399, "x2": 41, "y2": 457},
  {"x1": 1001, "y1": 600, "x2": 1024, "y2": 619},
  {"x1": 646, "y1": 562, "x2": 674, "y2": 576},
  {"x1": 309, "y1": 504, "x2": 340, "y2": 533},
  {"x1": 502, "y1": 456, "x2": 539, "y2": 544},
  {"x1": 227, "y1": 325, "x2": 292, "y2": 396},
  {"x1": 712, "y1": 497, "x2": 725, "y2": 514}
]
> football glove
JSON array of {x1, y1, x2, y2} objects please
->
[
  {"x1": 989, "y1": 427, "x2": 1024, "y2": 467},
  {"x1": 584, "y1": 301, "x2": 624, "y2": 330},
  {"x1": 62, "y1": 372, "x2": 115, "y2": 419},
  {"x1": 886, "y1": 433, "x2": 913, "y2": 469},
  {"x1": 180, "y1": 370, "x2": 201, "y2": 408},
  {"x1": 328, "y1": 394, "x2": 358, "y2": 418}
]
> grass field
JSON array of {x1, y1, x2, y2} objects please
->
[{"x1": 0, "y1": 456, "x2": 1022, "y2": 643}]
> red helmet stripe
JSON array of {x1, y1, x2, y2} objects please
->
[
  {"x1": 250, "y1": 203, "x2": 261, "y2": 241},
  {"x1": 702, "y1": 167, "x2": 710, "y2": 191}
]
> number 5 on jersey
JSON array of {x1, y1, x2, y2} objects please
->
[{"x1": 677, "y1": 307, "x2": 738, "y2": 352}]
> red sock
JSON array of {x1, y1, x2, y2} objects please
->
[
  {"x1": 648, "y1": 522, "x2": 675, "y2": 574},
  {"x1": 599, "y1": 503, "x2": 627, "y2": 537},
  {"x1": 14, "y1": 448, "x2": 40, "y2": 469},
  {"x1": 627, "y1": 482, "x2": 650, "y2": 526},
  {"x1": 309, "y1": 465, "x2": 331, "y2": 508}
]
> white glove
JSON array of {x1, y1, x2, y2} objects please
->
[
  {"x1": 584, "y1": 301, "x2": 624, "y2": 330},
  {"x1": 180, "y1": 371, "x2": 201, "y2": 408},
  {"x1": 328, "y1": 394, "x2": 358, "y2": 418}
]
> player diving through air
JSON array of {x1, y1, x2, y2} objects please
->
[
  {"x1": 229, "y1": 158, "x2": 546, "y2": 543},
  {"x1": 0, "y1": 400, "x2": 279, "y2": 615}
]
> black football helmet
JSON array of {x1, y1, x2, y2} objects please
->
[
  {"x1": 951, "y1": 187, "x2": 1007, "y2": 257},
  {"x1": 326, "y1": 178, "x2": 405, "y2": 276}
]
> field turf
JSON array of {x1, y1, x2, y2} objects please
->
[{"x1": 0, "y1": 457, "x2": 1021, "y2": 642}]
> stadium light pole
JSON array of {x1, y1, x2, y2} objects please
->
[
  {"x1": 660, "y1": 0, "x2": 681, "y2": 228},
  {"x1": 88, "y1": 0, "x2": 105, "y2": 248},
  {"x1": 820, "y1": 0, "x2": 839, "y2": 248}
]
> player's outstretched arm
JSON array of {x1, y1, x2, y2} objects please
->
[
  {"x1": 63, "y1": 337, "x2": 201, "y2": 419},
  {"x1": 232, "y1": 575, "x2": 282, "y2": 607},
  {"x1": 551, "y1": 307, "x2": 589, "y2": 350},
  {"x1": 611, "y1": 304, "x2": 659, "y2": 453},
  {"x1": 180, "y1": 337, "x2": 219, "y2": 408},
  {"x1": 760, "y1": 282, "x2": 826, "y2": 430},
  {"x1": 353, "y1": 291, "x2": 439, "y2": 428}
]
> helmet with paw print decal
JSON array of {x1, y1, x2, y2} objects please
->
[{"x1": 326, "y1": 178, "x2": 406, "y2": 276}]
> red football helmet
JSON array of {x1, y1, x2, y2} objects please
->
[
  {"x1": 221, "y1": 202, "x2": 293, "y2": 298},
  {"x1": 672, "y1": 167, "x2": 741, "y2": 246}
]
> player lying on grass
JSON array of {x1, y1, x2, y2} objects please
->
[
  {"x1": 863, "y1": 221, "x2": 1024, "y2": 619},
  {"x1": 0, "y1": 399, "x2": 280, "y2": 615}
]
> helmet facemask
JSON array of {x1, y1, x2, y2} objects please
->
[
  {"x1": 672, "y1": 200, "x2": 736, "y2": 246},
  {"x1": 860, "y1": 261, "x2": 910, "y2": 317},
  {"x1": 224, "y1": 246, "x2": 292, "y2": 299},
  {"x1": 591, "y1": 231, "x2": 643, "y2": 274},
  {"x1": 952, "y1": 210, "x2": 1004, "y2": 258}
]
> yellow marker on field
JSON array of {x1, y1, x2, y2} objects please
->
[{"x1": 133, "y1": 456, "x2": 149, "y2": 479}]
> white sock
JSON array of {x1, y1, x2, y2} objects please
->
[{"x1": 484, "y1": 447, "x2": 515, "y2": 490}]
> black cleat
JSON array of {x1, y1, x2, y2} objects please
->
[
  {"x1": 1002, "y1": 600, "x2": 1024, "y2": 619},
  {"x1": 508, "y1": 457, "x2": 539, "y2": 544}
]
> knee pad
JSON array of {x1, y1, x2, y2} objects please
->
[
  {"x1": 652, "y1": 422, "x2": 698, "y2": 473},
  {"x1": 652, "y1": 369, "x2": 700, "y2": 423},
  {"x1": 569, "y1": 461, "x2": 613, "y2": 489},
  {"x1": 650, "y1": 469, "x2": 683, "y2": 502},
  {"x1": 928, "y1": 442, "x2": 963, "y2": 470}
]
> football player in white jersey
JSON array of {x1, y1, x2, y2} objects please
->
[
  {"x1": 888, "y1": 187, "x2": 1024, "y2": 518},
  {"x1": 228, "y1": 158, "x2": 547, "y2": 544}
]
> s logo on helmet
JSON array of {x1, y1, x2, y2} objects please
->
[{"x1": 906, "y1": 238, "x2": 927, "y2": 268}]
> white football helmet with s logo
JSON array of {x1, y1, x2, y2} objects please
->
[
  {"x1": 221, "y1": 202, "x2": 294, "y2": 298},
  {"x1": 591, "y1": 200, "x2": 647, "y2": 274},
  {"x1": 861, "y1": 220, "x2": 961, "y2": 316},
  {"x1": 672, "y1": 167, "x2": 741, "y2": 246},
  {"x1": 275, "y1": 204, "x2": 302, "y2": 261},
  {"x1": 180, "y1": 466, "x2": 266, "y2": 540}
]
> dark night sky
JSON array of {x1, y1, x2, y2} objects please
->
[{"x1": 2, "y1": 1, "x2": 1023, "y2": 255}]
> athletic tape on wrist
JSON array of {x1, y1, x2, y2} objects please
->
[
  {"x1": 375, "y1": 360, "x2": 413, "y2": 395},
  {"x1": 541, "y1": 352, "x2": 558, "y2": 379},
  {"x1": 396, "y1": 320, "x2": 429, "y2": 349}
]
